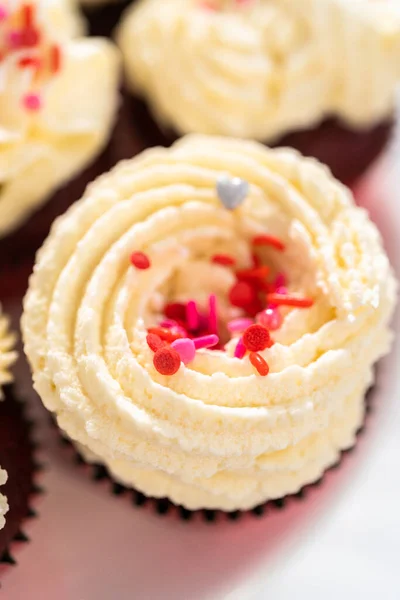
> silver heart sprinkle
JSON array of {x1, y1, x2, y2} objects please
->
[{"x1": 216, "y1": 175, "x2": 249, "y2": 211}]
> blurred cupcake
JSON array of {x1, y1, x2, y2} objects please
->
[
  {"x1": 22, "y1": 135, "x2": 397, "y2": 514},
  {"x1": 0, "y1": 308, "x2": 16, "y2": 534},
  {"x1": 117, "y1": 0, "x2": 400, "y2": 183},
  {"x1": 0, "y1": 0, "x2": 120, "y2": 239},
  {"x1": 0, "y1": 306, "x2": 40, "y2": 563}
]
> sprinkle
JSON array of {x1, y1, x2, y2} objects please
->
[
  {"x1": 186, "y1": 300, "x2": 200, "y2": 331},
  {"x1": 266, "y1": 293, "x2": 314, "y2": 308},
  {"x1": 23, "y1": 93, "x2": 41, "y2": 111},
  {"x1": 229, "y1": 281, "x2": 256, "y2": 308},
  {"x1": 227, "y1": 318, "x2": 253, "y2": 333},
  {"x1": 216, "y1": 175, "x2": 249, "y2": 210},
  {"x1": 249, "y1": 352, "x2": 269, "y2": 376},
  {"x1": 252, "y1": 253, "x2": 261, "y2": 268},
  {"x1": 243, "y1": 324, "x2": 271, "y2": 352},
  {"x1": 50, "y1": 44, "x2": 61, "y2": 73},
  {"x1": 153, "y1": 347, "x2": 181, "y2": 376},
  {"x1": 164, "y1": 302, "x2": 186, "y2": 321},
  {"x1": 8, "y1": 31, "x2": 23, "y2": 48},
  {"x1": 171, "y1": 338, "x2": 196, "y2": 364},
  {"x1": 22, "y1": 3, "x2": 35, "y2": 28},
  {"x1": 236, "y1": 266, "x2": 270, "y2": 282},
  {"x1": 147, "y1": 327, "x2": 183, "y2": 343},
  {"x1": 18, "y1": 56, "x2": 41, "y2": 69},
  {"x1": 20, "y1": 27, "x2": 40, "y2": 47},
  {"x1": 253, "y1": 234, "x2": 286, "y2": 252},
  {"x1": 193, "y1": 334, "x2": 219, "y2": 350},
  {"x1": 257, "y1": 308, "x2": 282, "y2": 331},
  {"x1": 130, "y1": 251, "x2": 151, "y2": 270},
  {"x1": 208, "y1": 294, "x2": 218, "y2": 334},
  {"x1": 274, "y1": 273, "x2": 287, "y2": 289},
  {"x1": 211, "y1": 254, "x2": 236, "y2": 266},
  {"x1": 146, "y1": 333, "x2": 164, "y2": 352},
  {"x1": 234, "y1": 337, "x2": 246, "y2": 359}
]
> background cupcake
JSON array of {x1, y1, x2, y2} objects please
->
[
  {"x1": 0, "y1": 305, "x2": 39, "y2": 564},
  {"x1": 0, "y1": 0, "x2": 120, "y2": 239},
  {"x1": 22, "y1": 135, "x2": 397, "y2": 516},
  {"x1": 117, "y1": 0, "x2": 400, "y2": 183}
]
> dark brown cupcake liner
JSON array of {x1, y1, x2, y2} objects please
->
[
  {"x1": 56, "y1": 390, "x2": 372, "y2": 524},
  {"x1": 0, "y1": 385, "x2": 44, "y2": 566}
]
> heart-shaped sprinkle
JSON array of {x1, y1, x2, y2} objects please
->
[{"x1": 216, "y1": 175, "x2": 249, "y2": 210}]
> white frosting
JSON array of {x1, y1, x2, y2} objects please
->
[
  {"x1": 0, "y1": 307, "x2": 16, "y2": 397},
  {"x1": 118, "y1": 0, "x2": 400, "y2": 140},
  {"x1": 0, "y1": 468, "x2": 8, "y2": 531},
  {"x1": 0, "y1": 0, "x2": 120, "y2": 238},
  {"x1": 0, "y1": 307, "x2": 15, "y2": 530},
  {"x1": 22, "y1": 135, "x2": 397, "y2": 511}
]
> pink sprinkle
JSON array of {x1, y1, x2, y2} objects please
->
[
  {"x1": 234, "y1": 337, "x2": 246, "y2": 359},
  {"x1": 193, "y1": 334, "x2": 219, "y2": 350},
  {"x1": 171, "y1": 338, "x2": 196, "y2": 365},
  {"x1": 208, "y1": 294, "x2": 218, "y2": 334},
  {"x1": 8, "y1": 30, "x2": 22, "y2": 48},
  {"x1": 275, "y1": 286, "x2": 288, "y2": 295},
  {"x1": 23, "y1": 93, "x2": 41, "y2": 111},
  {"x1": 186, "y1": 301, "x2": 199, "y2": 331},
  {"x1": 257, "y1": 308, "x2": 282, "y2": 331},
  {"x1": 0, "y1": 5, "x2": 8, "y2": 21},
  {"x1": 227, "y1": 318, "x2": 253, "y2": 333},
  {"x1": 274, "y1": 273, "x2": 287, "y2": 289}
]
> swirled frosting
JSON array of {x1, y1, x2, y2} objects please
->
[
  {"x1": 0, "y1": 307, "x2": 16, "y2": 396},
  {"x1": 0, "y1": 0, "x2": 120, "y2": 238},
  {"x1": 22, "y1": 135, "x2": 397, "y2": 511},
  {"x1": 0, "y1": 468, "x2": 8, "y2": 530},
  {"x1": 117, "y1": 0, "x2": 400, "y2": 140}
]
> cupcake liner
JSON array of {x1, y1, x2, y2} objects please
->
[
  {"x1": 0, "y1": 385, "x2": 44, "y2": 565},
  {"x1": 56, "y1": 388, "x2": 372, "y2": 524}
]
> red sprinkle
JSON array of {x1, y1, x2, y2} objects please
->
[
  {"x1": 18, "y1": 56, "x2": 41, "y2": 69},
  {"x1": 253, "y1": 234, "x2": 286, "y2": 252},
  {"x1": 266, "y1": 293, "x2": 314, "y2": 308},
  {"x1": 153, "y1": 347, "x2": 181, "y2": 376},
  {"x1": 164, "y1": 302, "x2": 186, "y2": 322},
  {"x1": 146, "y1": 333, "x2": 164, "y2": 352},
  {"x1": 50, "y1": 44, "x2": 62, "y2": 73},
  {"x1": 236, "y1": 265, "x2": 270, "y2": 282},
  {"x1": 20, "y1": 27, "x2": 40, "y2": 47},
  {"x1": 148, "y1": 327, "x2": 183, "y2": 344},
  {"x1": 211, "y1": 254, "x2": 236, "y2": 266},
  {"x1": 229, "y1": 281, "x2": 256, "y2": 308},
  {"x1": 249, "y1": 352, "x2": 270, "y2": 376},
  {"x1": 243, "y1": 324, "x2": 271, "y2": 352},
  {"x1": 22, "y1": 3, "x2": 34, "y2": 28},
  {"x1": 23, "y1": 93, "x2": 41, "y2": 111},
  {"x1": 130, "y1": 251, "x2": 151, "y2": 270}
]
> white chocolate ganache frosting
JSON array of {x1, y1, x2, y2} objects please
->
[
  {"x1": 117, "y1": 0, "x2": 400, "y2": 140},
  {"x1": 22, "y1": 135, "x2": 397, "y2": 511},
  {"x1": 0, "y1": 0, "x2": 120, "y2": 238},
  {"x1": 0, "y1": 306, "x2": 16, "y2": 528}
]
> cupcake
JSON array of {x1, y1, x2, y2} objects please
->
[
  {"x1": 0, "y1": 305, "x2": 39, "y2": 562},
  {"x1": 22, "y1": 135, "x2": 397, "y2": 514},
  {"x1": 0, "y1": 0, "x2": 120, "y2": 239},
  {"x1": 0, "y1": 308, "x2": 16, "y2": 532},
  {"x1": 117, "y1": 0, "x2": 400, "y2": 183}
]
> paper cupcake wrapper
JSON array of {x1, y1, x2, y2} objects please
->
[
  {"x1": 56, "y1": 392, "x2": 372, "y2": 523},
  {"x1": 0, "y1": 385, "x2": 44, "y2": 566}
]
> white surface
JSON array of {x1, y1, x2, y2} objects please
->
[{"x1": 1, "y1": 152, "x2": 399, "y2": 599}]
